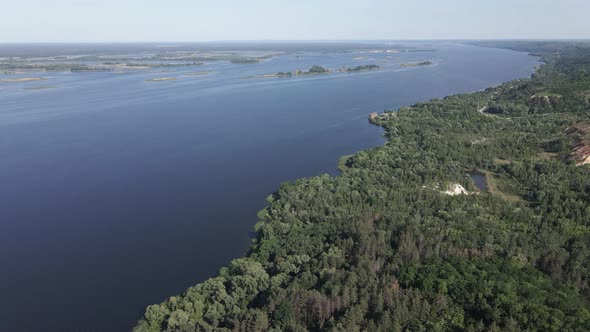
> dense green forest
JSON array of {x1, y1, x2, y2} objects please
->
[{"x1": 134, "y1": 41, "x2": 590, "y2": 331}]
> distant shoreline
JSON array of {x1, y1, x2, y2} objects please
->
[{"x1": 0, "y1": 77, "x2": 45, "y2": 82}]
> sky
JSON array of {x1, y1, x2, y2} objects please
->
[{"x1": 2, "y1": 0, "x2": 590, "y2": 42}]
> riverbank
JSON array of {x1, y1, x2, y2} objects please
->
[
  {"x1": 133, "y1": 42, "x2": 590, "y2": 331},
  {"x1": 0, "y1": 42, "x2": 542, "y2": 332}
]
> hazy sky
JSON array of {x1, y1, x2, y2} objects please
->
[{"x1": 3, "y1": 0, "x2": 589, "y2": 42}]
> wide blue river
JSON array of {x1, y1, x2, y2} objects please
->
[{"x1": 0, "y1": 42, "x2": 538, "y2": 331}]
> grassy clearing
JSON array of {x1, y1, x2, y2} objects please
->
[
  {"x1": 493, "y1": 158, "x2": 512, "y2": 165},
  {"x1": 481, "y1": 170, "x2": 522, "y2": 203},
  {"x1": 535, "y1": 151, "x2": 559, "y2": 160}
]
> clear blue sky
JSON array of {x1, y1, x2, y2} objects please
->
[{"x1": 3, "y1": 0, "x2": 589, "y2": 42}]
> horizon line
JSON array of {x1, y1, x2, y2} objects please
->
[{"x1": 1, "y1": 38, "x2": 590, "y2": 44}]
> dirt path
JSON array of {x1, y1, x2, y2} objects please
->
[
  {"x1": 476, "y1": 105, "x2": 511, "y2": 121},
  {"x1": 477, "y1": 106, "x2": 489, "y2": 114}
]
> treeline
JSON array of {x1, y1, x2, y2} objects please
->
[{"x1": 134, "y1": 41, "x2": 590, "y2": 331}]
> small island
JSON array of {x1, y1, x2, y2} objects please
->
[
  {"x1": 242, "y1": 72, "x2": 293, "y2": 79},
  {"x1": 244, "y1": 64, "x2": 381, "y2": 80},
  {"x1": 243, "y1": 65, "x2": 332, "y2": 79},
  {"x1": 0, "y1": 50, "x2": 282, "y2": 74},
  {"x1": 229, "y1": 56, "x2": 260, "y2": 64},
  {"x1": 400, "y1": 61, "x2": 433, "y2": 68},
  {"x1": 298, "y1": 65, "x2": 330, "y2": 75},
  {"x1": 342, "y1": 64, "x2": 380, "y2": 72},
  {"x1": 0, "y1": 77, "x2": 46, "y2": 83}
]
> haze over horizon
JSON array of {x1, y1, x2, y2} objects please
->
[{"x1": 2, "y1": 0, "x2": 590, "y2": 43}]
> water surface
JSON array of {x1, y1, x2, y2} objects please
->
[
  {"x1": 470, "y1": 171, "x2": 489, "y2": 192},
  {"x1": 0, "y1": 42, "x2": 538, "y2": 331}
]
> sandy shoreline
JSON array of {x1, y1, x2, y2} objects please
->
[
  {"x1": 185, "y1": 71, "x2": 209, "y2": 76},
  {"x1": 146, "y1": 77, "x2": 177, "y2": 82},
  {"x1": 0, "y1": 77, "x2": 46, "y2": 83}
]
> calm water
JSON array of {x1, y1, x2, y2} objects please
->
[
  {"x1": 470, "y1": 171, "x2": 490, "y2": 192},
  {"x1": 0, "y1": 42, "x2": 538, "y2": 331}
]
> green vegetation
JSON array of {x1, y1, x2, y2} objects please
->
[
  {"x1": 0, "y1": 63, "x2": 111, "y2": 72},
  {"x1": 246, "y1": 64, "x2": 378, "y2": 80},
  {"x1": 295, "y1": 65, "x2": 331, "y2": 75},
  {"x1": 0, "y1": 50, "x2": 276, "y2": 73},
  {"x1": 337, "y1": 154, "x2": 355, "y2": 172},
  {"x1": 245, "y1": 66, "x2": 333, "y2": 79},
  {"x1": 0, "y1": 62, "x2": 203, "y2": 72},
  {"x1": 229, "y1": 57, "x2": 260, "y2": 64},
  {"x1": 308, "y1": 65, "x2": 329, "y2": 73},
  {"x1": 71, "y1": 52, "x2": 276, "y2": 63},
  {"x1": 243, "y1": 72, "x2": 294, "y2": 79},
  {"x1": 343, "y1": 65, "x2": 380, "y2": 72},
  {"x1": 400, "y1": 60, "x2": 433, "y2": 68},
  {"x1": 135, "y1": 41, "x2": 590, "y2": 331}
]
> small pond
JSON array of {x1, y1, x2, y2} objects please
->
[{"x1": 469, "y1": 171, "x2": 489, "y2": 192}]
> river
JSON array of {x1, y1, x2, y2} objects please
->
[{"x1": 0, "y1": 42, "x2": 538, "y2": 331}]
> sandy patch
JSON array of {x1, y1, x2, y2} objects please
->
[
  {"x1": 441, "y1": 183, "x2": 470, "y2": 196},
  {"x1": 0, "y1": 77, "x2": 46, "y2": 82},
  {"x1": 185, "y1": 71, "x2": 209, "y2": 76},
  {"x1": 146, "y1": 77, "x2": 177, "y2": 82}
]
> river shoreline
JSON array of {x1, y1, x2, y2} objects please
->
[
  {"x1": 133, "y1": 44, "x2": 541, "y2": 330},
  {"x1": 0, "y1": 43, "x2": 540, "y2": 331}
]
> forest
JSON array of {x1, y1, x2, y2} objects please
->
[{"x1": 134, "y1": 41, "x2": 590, "y2": 331}]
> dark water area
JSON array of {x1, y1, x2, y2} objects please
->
[
  {"x1": 0, "y1": 42, "x2": 538, "y2": 331},
  {"x1": 470, "y1": 171, "x2": 489, "y2": 192}
]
